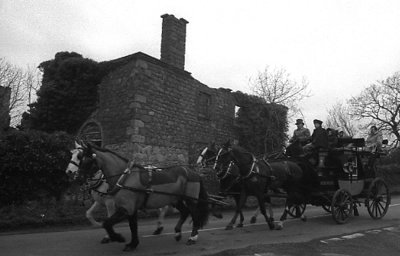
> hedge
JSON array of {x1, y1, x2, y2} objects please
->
[{"x1": 0, "y1": 130, "x2": 73, "y2": 205}]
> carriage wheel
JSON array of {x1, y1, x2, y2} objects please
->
[
  {"x1": 322, "y1": 204, "x2": 332, "y2": 213},
  {"x1": 366, "y1": 177, "x2": 390, "y2": 219},
  {"x1": 286, "y1": 203, "x2": 306, "y2": 218},
  {"x1": 331, "y1": 189, "x2": 353, "y2": 224}
]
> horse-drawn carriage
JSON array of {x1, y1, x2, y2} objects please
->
[
  {"x1": 66, "y1": 137, "x2": 391, "y2": 251},
  {"x1": 291, "y1": 137, "x2": 391, "y2": 224}
]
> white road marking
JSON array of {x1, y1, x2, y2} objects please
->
[
  {"x1": 321, "y1": 226, "x2": 397, "y2": 243},
  {"x1": 365, "y1": 230, "x2": 382, "y2": 234},
  {"x1": 341, "y1": 233, "x2": 364, "y2": 239},
  {"x1": 383, "y1": 227, "x2": 395, "y2": 231}
]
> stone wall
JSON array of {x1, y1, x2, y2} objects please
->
[
  {"x1": 0, "y1": 86, "x2": 11, "y2": 132},
  {"x1": 93, "y1": 53, "x2": 237, "y2": 166}
]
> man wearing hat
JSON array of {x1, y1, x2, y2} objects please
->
[
  {"x1": 304, "y1": 119, "x2": 329, "y2": 152},
  {"x1": 289, "y1": 119, "x2": 311, "y2": 146}
]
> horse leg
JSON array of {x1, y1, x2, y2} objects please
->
[
  {"x1": 99, "y1": 198, "x2": 116, "y2": 244},
  {"x1": 153, "y1": 205, "x2": 168, "y2": 235},
  {"x1": 174, "y1": 201, "x2": 190, "y2": 242},
  {"x1": 236, "y1": 210, "x2": 245, "y2": 228},
  {"x1": 86, "y1": 201, "x2": 102, "y2": 226},
  {"x1": 264, "y1": 196, "x2": 275, "y2": 229},
  {"x1": 102, "y1": 207, "x2": 127, "y2": 243},
  {"x1": 210, "y1": 203, "x2": 223, "y2": 219},
  {"x1": 256, "y1": 195, "x2": 274, "y2": 230},
  {"x1": 123, "y1": 211, "x2": 139, "y2": 252},
  {"x1": 250, "y1": 206, "x2": 260, "y2": 224},
  {"x1": 226, "y1": 193, "x2": 246, "y2": 230}
]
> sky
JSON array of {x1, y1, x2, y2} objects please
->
[{"x1": 1, "y1": 0, "x2": 400, "y2": 132}]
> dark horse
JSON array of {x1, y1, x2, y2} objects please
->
[
  {"x1": 69, "y1": 142, "x2": 209, "y2": 251},
  {"x1": 197, "y1": 142, "x2": 275, "y2": 229},
  {"x1": 214, "y1": 140, "x2": 319, "y2": 229}
]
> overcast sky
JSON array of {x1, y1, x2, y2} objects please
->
[{"x1": 1, "y1": 0, "x2": 400, "y2": 130}]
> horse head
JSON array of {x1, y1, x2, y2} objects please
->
[
  {"x1": 213, "y1": 140, "x2": 232, "y2": 172},
  {"x1": 65, "y1": 141, "x2": 99, "y2": 182},
  {"x1": 196, "y1": 142, "x2": 218, "y2": 167},
  {"x1": 65, "y1": 141, "x2": 84, "y2": 179}
]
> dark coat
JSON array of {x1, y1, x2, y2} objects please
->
[{"x1": 311, "y1": 127, "x2": 329, "y2": 149}]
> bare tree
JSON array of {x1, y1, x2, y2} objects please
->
[
  {"x1": 249, "y1": 66, "x2": 311, "y2": 119},
  {"x1": 325, "y1": 101, "x2": 359, "y2": 137},
  {"x1": 0, "y1": 58, "x2": 41, "y2": 126},
  {"x1": 349, "y1": 72, "x2": 400, "y2": 144}
]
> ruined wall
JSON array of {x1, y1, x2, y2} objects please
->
[
  {"x1": 0, "y1": 86, "x2": 11, "y2": 132},
  {"x1": 93, "y1": 54, "x2": 236, "y2": 165}
]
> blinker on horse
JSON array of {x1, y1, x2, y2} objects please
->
[{"x1": 69, "y1": 141, "x2": 210, "y2": 251}]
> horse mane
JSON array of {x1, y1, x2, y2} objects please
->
[
  {"x1": 89, "y1": 143, "x2": 129, "y2": 163},
  {"x1": 231, "y1": 145, "x2": 255, "y2": 163}
]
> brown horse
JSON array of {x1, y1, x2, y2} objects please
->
[
  {"x1": 68, "y1": 142, "x2": 209, "y2": 251},
  {"x1": 214, "y1": 140, "x2": 319, "y2": 229}
]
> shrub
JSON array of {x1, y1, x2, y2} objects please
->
[{"x1": 0, "y1": 130, "x2": 73, "y2": 205}]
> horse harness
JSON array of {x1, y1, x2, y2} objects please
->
[
  {"x1": 83, "y1": 174, "x2": 109, "y2": 197},
  {"x1": 112, "y1": 166, "x2": 208, "y2": 207}
]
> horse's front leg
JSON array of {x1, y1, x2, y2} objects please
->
[
  {"x1": 153, "y1": 205, "x2": 169, "y2": 235},
  {"x1": 174, "y1": 201, "x2": 190, "y2": 242},
  {"x1": 102, "y1": 207, "x2": 127, "y2": 244},
  {"x1": 86, "y1": 201, "x2": 102, "y2": 226},
  {"x1": 258, "y1": 195, "x2": 274, "y2": 230},
  {"x1": 123, "y1": 211, "x2": 139, "y2": 252},
  {"x1": 226, "y1": 192, "x2": 246, "y2": 230}
]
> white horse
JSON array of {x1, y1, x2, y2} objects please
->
[{"x1": 66, "y1": 143, "x2": 170, "y2": 244}]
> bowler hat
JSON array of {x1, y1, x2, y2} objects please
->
[
  {"x1": 295, "y1": 119, "x2": 304, "y2": 125},
  {"x1": 313, "y1": 119, "x2": 323, "y2": 125}
]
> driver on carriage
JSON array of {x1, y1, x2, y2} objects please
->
[
  {"x1": 289, "y1": 119, "x2": 311, "y2": 146},
  {"x1": 303, "y1": 119, "x2": 329, "y2": 164}
]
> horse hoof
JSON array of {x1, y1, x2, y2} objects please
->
[
  {"x1": 111, "y1": 234, "x2": 126, "y2": 243},
  {"x1": 175, "y1": 233, "x2": 182, "y2": 242},
  {"x1": 301, "y1": 215, "x2": 307, "y2": 222},
  {"x1": 100, "y1": 237, "x2": 111, "y2": 244},
  {"x1": 225, "y1": 225, "x2": 233, "y2": 230},
  {"x1": 153, "y1": 226, "x2": 164, "y2": 235},
  {"x1": 236, "y1": 223, "x2": 243, "y2": 228},
  {"x1": 186, "y1": 239, "x2": 196, "y2": 245},
  {"x1": 274, "y1": 221, "x2": 283, "y2": 230},
  {"x1": 250, "y1": 216, "x2": 257, "y2": 224},
  {"x1": 123, "y1": 242, "x2": 138, "y2": 252}
]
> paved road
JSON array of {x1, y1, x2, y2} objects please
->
[{"x1": 1, "y1": 196, "x2": 399, "y2": 256}]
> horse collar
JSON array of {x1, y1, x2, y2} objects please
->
[{"x1": 243, "y1": 156, "x2": 258, "y2": 179}]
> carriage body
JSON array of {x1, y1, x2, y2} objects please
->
[{"x1": 308, "y1": 137, "x2": 391, "y2": 223}]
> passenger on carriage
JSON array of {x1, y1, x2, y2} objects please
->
[
  {"x1": 365, "y1": 125, "x2": 383, "y2": 152},
  {"x1": 303, "y1": 119, "x2": 328, "y2": 152},
  {"x1": 327, "y1": 128, "x2": 339, "y2": 149},
  {"x1": 289, "y1": 119, "x2": 311, "y2": 146}
]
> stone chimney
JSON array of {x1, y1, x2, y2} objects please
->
[{"x1": 160, "y1": 14, "x2": 188, "y2": 70}]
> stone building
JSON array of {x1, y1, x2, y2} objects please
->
[
  {"x1": 79, "y1": 14, "x2": 244, "y2": 165},
  {"x1": 0, "y1": 86, "x2": 11, "y2": 133}
]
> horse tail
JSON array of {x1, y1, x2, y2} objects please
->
[{"x1": 196, "y1": 180, "x2": 209, "y2": 228}]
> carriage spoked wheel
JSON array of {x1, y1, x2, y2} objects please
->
[
  {"x1": 365, "y1": 177, "x2": 391, "y2": 219},
  {"x1": 331, "y1": 189, "x2": 353, "y2": 224},
  {"x1": 286, "y1": 203, "x2": 306, "y2": 218}
]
